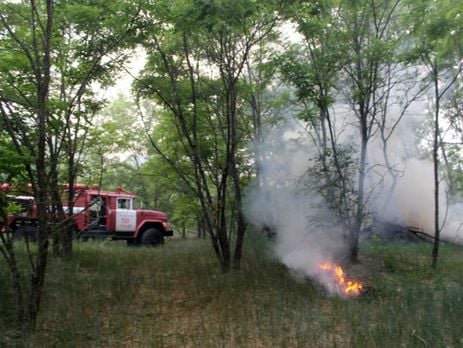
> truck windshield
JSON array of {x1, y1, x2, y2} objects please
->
[{"x1": 8, "y1": 196, "x2": 34, "y2": 214}]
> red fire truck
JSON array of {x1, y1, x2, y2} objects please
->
[{"x1": 1, "y1": 184, "x2": 173, "y2": 246}]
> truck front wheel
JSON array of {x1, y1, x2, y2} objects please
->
[{"x1": 140, "y1": 228, "x2": 164, "y2": 246}]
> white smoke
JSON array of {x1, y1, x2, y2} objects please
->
[
  {"x1": 245, "y1": 111, "x2": 463, "y2": 296},
  {"x1": 365, "y1": 112, "x2": 463, "y2": 244},
  {"x1": 369, "y1": 154, "x2": 463, "y2": 244},
  {"x1": 443, "y1": 204, "x2": 463, "y2": 244},
  {"x1": 374, "y1": 158, "x2": 435, "y2": 228},
  {"x1": 245, "y1": 118, "x2": 348, "y2": 294}
]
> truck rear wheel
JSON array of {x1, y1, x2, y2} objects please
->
[{"x1": 140, "y1": 228, "x2": 164, "y2": 246}]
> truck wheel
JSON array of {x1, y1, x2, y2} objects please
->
[
  {"x1": 13, "y1": 225, "x2": 37, "y2": 242},
  {"x1": 140, "y1": 228, "x2": 164, "y2": 246}
]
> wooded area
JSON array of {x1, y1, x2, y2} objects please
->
[{"x1": 1, "y1": 0, "x2": 462, "y2": 333}]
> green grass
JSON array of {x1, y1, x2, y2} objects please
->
[{"x1": 1, "y1": 236, "x2": 463, "y2": 347}]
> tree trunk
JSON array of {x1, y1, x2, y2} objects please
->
[
  {"x1": 351, "y1": 114, "x2": 369, "y2": 263},
  {"x1": 431, "y1": 62, "x2": 440, "y2": 269},
  {"x1": 26, "y1": 0, "x2": 54, "y2": 329},
  {"x1": 63, "y1": 179, "x2": 75, "y2": 257},
  {"x1": 0, "y1": 230, "x2": 25, "y2": 326},
  {"x1": 231, "y1": 154, "x2": 247, "y2": 269}
]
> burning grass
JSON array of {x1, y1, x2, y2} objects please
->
[
  {"x1": 1, "y1": 237, "x2": 463, "y2": 347},
  {"x1": 318, "y1": 261, "x2": 364, "y2": 297}
]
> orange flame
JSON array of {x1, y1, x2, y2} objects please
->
[{"x1": 319, "y1": 262, "x2": 363, "y2": 297}]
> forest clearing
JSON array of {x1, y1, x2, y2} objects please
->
[{"x1": 1, "y1": 237, "x2": 463, "y2": 347}]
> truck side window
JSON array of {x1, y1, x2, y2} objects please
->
[{"x1": 117, "y1": 198, "x2": 131, "y2": 209}]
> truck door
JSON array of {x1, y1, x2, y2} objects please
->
[{"x1": 115, "y1": 197, "x2": 136, "y2": 232}]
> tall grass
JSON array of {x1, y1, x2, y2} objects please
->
[{"x1": 1, "y1": 236, "x2": 463, "y2": 347}]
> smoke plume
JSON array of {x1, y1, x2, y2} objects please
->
[
  {"x1": 245, "y1": 118, "x2": 348, "y2": 294},
  {"x1": 245, "y1": 111, "x2": 463, "y2": 295}
]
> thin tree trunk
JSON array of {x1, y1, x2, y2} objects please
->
[
  {"x1": 431, "y1": 62, "x2": 440, "y2": 269},
  {"x1": 0, "y1": 231, "x2": 25, "y2": 326},
  {"x1": 231, "y1": 152, "x2": 247, "y2": 269},
  {"x1": 352, "y1": 113, "x2": 369, "y2": 263},
  {"x1": 27, "y1": 0, "x2": 54, "y2": 329}
]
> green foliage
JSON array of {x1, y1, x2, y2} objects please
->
[
  {"x1": 0, "y1": 135, "x2": 28, "y2": 183},
  {"x1": 132, "y1": 0, "x2": 287, "y2": 254},
  {"x1": 404, "y1": 0, "x2": 463, "y2": 64},
  {"x1": 0, "y1": 0, "x2": 141, "y2": 187},
  {"x1": 0, "y1": 191, "x2": 14, "y2": 226},
  {"x1": 276, "y1": 0, "x2": 347, "y2": 116}
]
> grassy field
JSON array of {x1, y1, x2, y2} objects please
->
[{"x1": 1, "y1": 235, "x2": 463, "y2": 347}]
